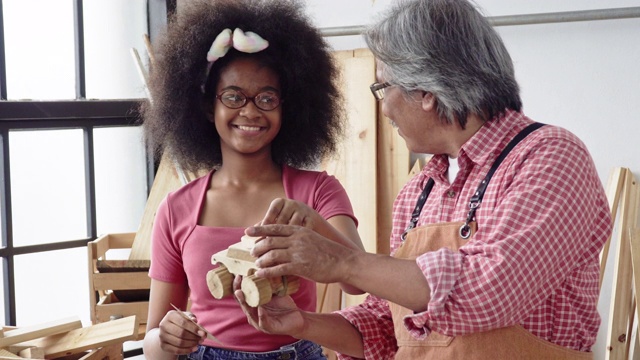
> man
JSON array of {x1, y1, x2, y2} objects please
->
[{"x1": 236, "y1": 0, "x2": 612, "y2": 358}]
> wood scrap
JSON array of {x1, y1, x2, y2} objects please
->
[
  {"x1": 143, "y1": 34, "x2": 155, "y2": 67},
  {"x1": 600, "y1": 167, "x2": 627, "y2": 288},
  {"x1": 129, "y1": 153, "x2": 184, "y2": 261},
  {"x1": 0, "y1": 349, "x2": 23, "y2": 359},
  {"x1": 604, "y1": 169, "x2": 639, "y2": 360},
  {"x1": 96, "y1": 260, "x2": 150, "y2": 273},
  {"x1": 0, "y1": 317, "x2": 82, "y2": 348},
  {"x1": 15, "y1": 315, "x2": 138, "y2": 359}
]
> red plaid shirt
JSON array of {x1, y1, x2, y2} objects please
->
[{"x1": 337, "y1": 111, "x2": 611, "y2": 359}]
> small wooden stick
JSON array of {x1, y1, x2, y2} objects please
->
[
  {"x1": 143, "y1": 34, "x2": 156, "y2": 66},
  {"x1": 170, "y1": 304, "x2": 223, "y2": 344}
]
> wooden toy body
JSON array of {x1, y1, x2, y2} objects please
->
[{"x1": 207, "y1": 236, "x2": 299, "y2": 307}]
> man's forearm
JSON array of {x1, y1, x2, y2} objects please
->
[
  {"x1": 345, "y1": 251, "x2": 431, "y2": 312},
  {"x1": 300, "y1": 312, "x2": 365, "y2": 359}
]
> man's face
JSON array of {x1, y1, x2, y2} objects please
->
[{"x1": 376, "y1": 66, "x2": 449, "y2": 155}]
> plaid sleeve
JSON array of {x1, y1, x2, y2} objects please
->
[{"x1": 335, "y1": 294, "x2": 398, "y2": 359}]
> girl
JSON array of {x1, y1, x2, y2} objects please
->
[{"x1": 141, "y1": 0, "x2": 363, "y2": 359}]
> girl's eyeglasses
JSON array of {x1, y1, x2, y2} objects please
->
[{"x1": 216, "y1": 89, "x2": 282, "y2": 111}]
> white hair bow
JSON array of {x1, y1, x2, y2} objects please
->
[{"x1": 206, "y1": 28, "x2": 269, "y2": 63}]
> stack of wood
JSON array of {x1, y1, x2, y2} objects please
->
[{"x1": 0, "y1": 315, "x2": 138, "y2": 359}]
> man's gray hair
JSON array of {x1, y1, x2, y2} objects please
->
[{"x1": 364, "y1": 0, "x2": 522, "y2": 127}]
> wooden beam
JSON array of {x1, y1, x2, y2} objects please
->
[
  {"x1": 323, "y1": 49, "x2": 377, "y2": 308},
  {"x1": 600, "y1": 167, "x2": 627, "y2": 288},
  {"x1": 0, "y1": 349, "x2": 23, "y2": 359},
  {"x1": 0, "y1": 317, "x2": 82, "y2": 348},
  {"x1": 17, "y1": 315, "x2": 138, "y2": 359},
  {"x1": 629, "y1": 229, "x2": 640, "y2": 341},
  {"x1": 129, "y1": 154, "x2": 185, "y2": 260},
  {"x1": 605, "y1": 170, "x2": 638, "y2": 360}
]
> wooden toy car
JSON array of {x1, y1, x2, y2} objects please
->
[{"x1": 206, "y1": 235, "x2": 300, "y2": 307}]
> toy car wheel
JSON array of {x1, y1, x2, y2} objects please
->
[
  {"x1": 207, "y1": 266, "x2": 234, "y2": 299},
  {"x1": 241, "y1": 274, "x2": 272, "y2": 307}
]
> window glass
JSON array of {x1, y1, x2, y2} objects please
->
[
  {"x1": 94, "y1": 126, "x2": 147, "y2": 235},
  {"x1": 10, "y1": 129, "x2": 87, "y2": 246},
  {"x1": 14, "y1": 248, "x2": 90, "y2": 326},
  {"x1": 83, "y1": 0, "x2": 149, "y2": 99},
  {"x1": 3, "y1": 0, "x2": 76, "y2": 100}
]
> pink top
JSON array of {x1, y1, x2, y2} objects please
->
[
  {"x1": 338, "y1": 110, "x2": 611, "y2": 359},
  {"x1": 149, "y1": 164, "x2": 356, "y2": 351}
]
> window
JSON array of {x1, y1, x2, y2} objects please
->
[{"x1": 0, "y1": 0, "x2": 172, "y2": 357}]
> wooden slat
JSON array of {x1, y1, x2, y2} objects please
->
[
  {"x1": 375, "y1": 99, "x2": 394, "y2": 256},
  {"x1": 129, "y1": 154, "x2": 185, "y2": 261},
  {"x1": 90, "y1": 233, "x2": 136, "y2": 261},
  {"x1": 92, "y1": 272, "x2": 150, "y2": 291},
  {"x1": 16, "y1": 346, "x2": 44, "y2": 359},
  {"x1": 0, "y1": 349, "x2": 23, "y2": 359},
  {"x1": 605, "y1": 170, "x2": 638, "y2": 360},
  {"x1": 323, "y1": 49, "x2": 377, "y2": 308},
  {"x1": 96, "y1": 260, "x2": 150, "y2": 272},
  {"x1": 629, "y1": 231, "x2": 640, "y2": 346},
  {"x1": 18, "y1": 316, "x2": 138, "y2": 359},
  {"x1": 77, "y1": 343, "x2": 122, "y2": 360},
  {"x1": 600, "y1": 167, "x2": 628, "y2": 288},
  {"x1": 95, "y1": 302, "x2": 148, "y2": 324},
  {"x1": 0, "y1": 317, "x2": 82, "y2": 347}
]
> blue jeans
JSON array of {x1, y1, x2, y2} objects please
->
[{"x1": 185, "y1": 340, "x2": 327, "y2": 360}]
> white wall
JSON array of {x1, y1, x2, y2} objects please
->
[{"x1": 305, "y1": 0, "x2": 640, "y2": 357}]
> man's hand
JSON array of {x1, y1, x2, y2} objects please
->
[
  {"x1": 234, "y1": 275, "x2": 305, "y2": 336},
  {"x1": 260, "y1": 198, "x2": 317, "y2": 228},
  {"x1": 247, "y1": 224, "x2": 355, "y2": 284}
]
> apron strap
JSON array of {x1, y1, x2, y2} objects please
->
[{"x1": 459, "y1": 122, "x2": 545, "y2": 238}]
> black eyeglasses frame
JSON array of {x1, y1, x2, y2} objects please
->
[{"x1": 215, "y1": 89, "x2": 282, "y2": 111}]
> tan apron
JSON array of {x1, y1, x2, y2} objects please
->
[{"x1": 388, "y1": 220, "x2": 593, "y2": 359}]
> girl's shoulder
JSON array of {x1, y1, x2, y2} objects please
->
[
  {"x1": 164, "y1": 171, "x2": 212, "y2": 210},
  {"x1": 283, "y1": 164, "x2": 337, "y2": 187}
]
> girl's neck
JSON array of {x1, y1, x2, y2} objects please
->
[{"x1": 213, "y1": 153, "x2": 281, "y2": 186}]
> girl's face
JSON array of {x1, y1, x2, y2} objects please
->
[{"x1": 212, "y1": 57, "x2": 282, "y2": 159}]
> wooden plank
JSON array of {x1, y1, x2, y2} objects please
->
[
  {"x1": 143, "y1": 33, "x2": 155, "y2": 67},
  {"x1": 77, "y1": 343, "x2": 122, "y2": 360},
  {"x1": 0, "y1": 317, "x2": 82, "y2": 347},
  {"x1": 375, "y1": 95, "x2": 394, "y2": 256},
  {"x1": 90, "y1": 233, "x2": 136, "y2": 261},
  {"x1": 18, "y1": 316, "x2": 138, "y2": 359},
  {"x1": 324, "y1": 49, "x2": 377, "y2": 308},
  {"x1": 92, "y1": 272, "x2": 150, "y2": 291},
  {"x1": 17, "y1": 346, "x2": 44, "y2": 359},
  {"x1": 600, "y1": 167, "x2": 628, "y2": 288},
  {"x1": 130, "y1": 48, "x2": 150, "y2": 99},
  {"x1": 95, "y1": 300, "x2": 148, "y2": 324},
  {"x1": 630, "y1": 227, "x2": 640, "y2": 354},
  {"x1": 315, "y1": 282, "x2": 342, "y2": 360},
  {"x1": 0, "y1": 349, "x2": 23, "y2": 359},
  {"x1": 605, "y1": 170, "x2": 638, "y2": 360},
  {"x1": 96, "y1": 260, "x2": 150, "y2": 272},
  {"x1": 129, "y1": 154, "x2": 185, "y2": 261}
]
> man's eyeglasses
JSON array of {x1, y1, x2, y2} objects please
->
[
  {"x1": 370, "y1": 82, "x2": 392, "y2": 101},
  {"x1": 216, "y1": 89, "x2": 282, "y2": 111}
]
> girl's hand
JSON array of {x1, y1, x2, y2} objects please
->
[
  {"x1": 260, "y1": 198, "x2": 318, "y2": 228},
  {"x1": 157, "y1": 309, "x2": 206, "y2": 355}
]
